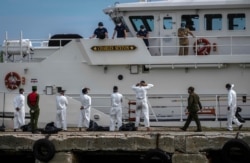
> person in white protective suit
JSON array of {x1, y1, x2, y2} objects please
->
[
  {"x1": 78, "y1": 87, "x2": 91, "y2": 131},
  {"x1": 132, "y1": 80, "x2": 154, "y2": 131},
  {"x1": 109, "y1": 86, "x2": 123, "y2": 131},
  {"x1": 13, "y1": 88, "x2": 26, "y2": 131},
  {"x1": 225, "y1": 83, "x2": 243, "y2": 131},
  {"x1": 55, "y1": 90, "x2": 68, "y2": 131}
]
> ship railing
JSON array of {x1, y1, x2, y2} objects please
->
[
  {"x1": 1, "y1": 92, "x2": 249, "y2": 124},
  {"x1": 0, "y1": 37, "x2": 81, "y2": 63},
  {"x1": 84, "y1": 94, "x2": 250, "y2": 123},
  {"x1": 0, "y1": 31, "x2": 83, "y2": 62},
  {"x1": 148, "y1": 35, "x2": 250, "y2": 56},
  {"x1": 0, "y1": 92, "x2": 31, "y2": 121},
  {"x1": 1, "y1": 33, "x2": 250, "y2": 63}
]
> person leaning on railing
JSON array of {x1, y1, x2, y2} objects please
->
[
  {"x1": 178, "y1": 23, "x2": 195, "y2": 56},
  {"x1": 136, "y1": 25, "x2": 149, "y2": 49}
]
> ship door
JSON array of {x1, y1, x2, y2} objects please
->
[{"x1": 159, "y1": 13, "x2": 177, "y2": 55}]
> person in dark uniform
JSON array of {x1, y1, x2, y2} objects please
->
[
  {"x1": 180, "y1": 86, "x2": 202, "y2": 132},
  {"x1": 136, "y1": 25, "x2": 149, "y2": 49},
  {"x1": 90, "y1": 22, "x2": 108, "y2": 39},
  {"x1": 27, "y1": 86, "x2": 40, "y2": 134},
  {"x1": 112, "y1": 21, "x2": 127, "y2": 39}
]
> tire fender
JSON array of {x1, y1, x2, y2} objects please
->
[
  {"x1": 144, "y1": 149, "x2": 171, "y2": 163},
  {"x1": 33, "y1": 138, "x2": 56, "y2": 162},
  {"x1": 222, "y1": 139, "x2": 250, "y2": 163}
]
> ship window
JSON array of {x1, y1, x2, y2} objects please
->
[
  {"x1": 227, "y1": 13, "x2": 245, "y2": 30},
  {"x1": 129, "y1": 16, "x2": 154, "y2": 32},
  {"x1": 163, "y1": 17, "x2": 172, "y2": 29},
  {"x1": 204, "y1": 14, "x2": 222, "y2": 30},
  {"x1": 181, "y1": 15, "x2": 199, "y2": 31}
]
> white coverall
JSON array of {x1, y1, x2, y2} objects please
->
[
  {"x1": 13, "y1": 93, "x2": 26, "y2": 129},
  {"x1": 132, "y1": 84, "x2": 154, "y2": 128},
  {"x1": 227, "y1": 85, "x2": 242, "y2": 131},
  {"x1": 109, "y1": 92, "x2": 123, "y2": 131},
  {"x1": 78, "y1": 93, "x2": 91, "y2": 128},
  {"x1": 56, "y1": 94, "x2": 68, "y2": 130}
]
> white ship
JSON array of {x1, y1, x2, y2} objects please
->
[{"x1": 0, "y1": 0, "x2": 250, "y2": 129}]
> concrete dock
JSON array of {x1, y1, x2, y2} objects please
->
[{"x1": 0, "y1": 127, "x2": 250, "y2": 163}]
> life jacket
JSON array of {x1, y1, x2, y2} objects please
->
[{"x1": 28, "y1": 92, "x2": 37, "y2": 106}]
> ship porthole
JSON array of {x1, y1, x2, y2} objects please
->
[
  {"x1": 118, "y1": 74, "x2": 123, "y2": 80},
  {"x1": 33, "y1": 138, "x2": 56, "y2": 162},
  {"x1": 222, "y1": 139, "x2": 250, "y2": 163}
]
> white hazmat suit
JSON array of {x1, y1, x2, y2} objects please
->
[
  {"x1": 56, "y1": 92, "x2": 68, "y2": 131},
  {"x1": 78, "y1": 88, "x2": 91, "y2": 129},
  {"x1": 109, "y1": 89, "x2": 123, "y2": 131},
  {"x1": 132, "y1": 82, "x2": 154, "y2": 130},
  {"x1": 226, "y1": 84, "x2": 242, "y2": 131},
  {"x1": 13, "y1": 89, "x2": 26, "y2": 130}
]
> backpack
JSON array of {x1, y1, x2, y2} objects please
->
[
  {"x1": 41, "y1": 122, "x2": 62, "y2": 134},
  {"x1": 119, "y1": 122, "x2": 137, "y2": 131}
]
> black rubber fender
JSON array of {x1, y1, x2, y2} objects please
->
[
  {"x1": 144, "y1": 149, "x2": 172, "y2": 163},
  {"x1": 222, "y1": 139, "x2": 250, "y2": 163},
  {"x1": 33, "y1": 138, "x2": 56, "y2": 162}
]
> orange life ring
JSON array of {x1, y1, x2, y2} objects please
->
[
  {"x1": 193, "y1": 38, "x2": 211, "y2": 55},
  {"x1": 4, "y1": 72, "x2": 21, "y2": 90}
]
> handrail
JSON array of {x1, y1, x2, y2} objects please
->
[
  {"x1": 148, "y1": 35, "x2": 250, "y2": 56},
  {"x1": 1, "y1": 92, "x2": 250, "y2": 122},
  {"x1": 1, "y1": 33, "x2": 250, "y2": 63}
]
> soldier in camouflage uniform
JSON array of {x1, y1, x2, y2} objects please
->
[
  {"x1": 27, "y1": 86, "x2": 40, "y2": 134},
  {"x1": 180, "y1": 86, "x2": 202, "y2": 132}
]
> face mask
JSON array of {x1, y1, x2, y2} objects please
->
[
  {"x1": 117, "y1": 23, "x2": 121, "y2": 26},
  {"x1": 141, "y1": 28, "x2": 145, "y2": 31},
  {"x1": 99, "y1": 26, "x2": 103, "y2": 29}
]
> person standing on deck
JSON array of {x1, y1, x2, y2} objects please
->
[
  {"x1": 136, "y1": 25, "x2": 149, "y2": 49},
  {"x1": 112, "y1": 20, "x2": 127, "y2": 39},
  {"x1": 13, "y1": 88, "x2": 25, "y2": 132},
  {"x1": 132, "y1": 80, "x2": 154, "y2": 131},
  {"x1": 180, "y1": 86, "x2": 202, "y2": 132},
  {"x1": 109, "y1": 86, "x2": 123, "y2": 131},
  {"x1": 178, "y1": 22, "x2": 195, "y2": 55},
  {"x1": 27, "y1": 86, "x2": 40, "y2": 134},
  {"x1": 78, "y1": 87, "x2": 91, "y2": 131},
  {"x1": 90, "y1": 22, "x2": 108, "y2": 39},
  {"x1": 225, "y1": 83, "x2": 243, "y2": 131},
  {"x1": 55, "y1": 90, "x2": 68, "y2": 131}
]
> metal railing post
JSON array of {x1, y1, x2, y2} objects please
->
[
  {"x1": 215, "y1": 95, "x2": 218, "y2": 121},
  {"x1": 180, "y1": 95, "x2": 183, "y2": 122}
]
